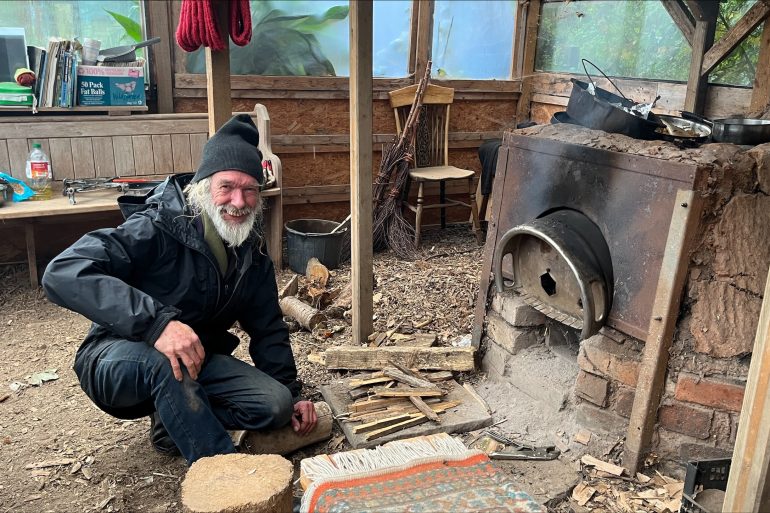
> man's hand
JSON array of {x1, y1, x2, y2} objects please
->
[
  {"x1": 291, "y1": 401, "x2": 317, "y2": 436},
  {"x1": 153, "y1": 320, "x2": 206, "y2": 381}
]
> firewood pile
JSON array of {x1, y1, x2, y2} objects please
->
[
  {"x1": 278, "y1": 258, "x2": 351, "y2": 331},
  {"x1": 335, "y1": 363, "x2": 460, "y2": 442}
]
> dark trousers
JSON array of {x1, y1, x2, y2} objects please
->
[{"x1": 75, "y1": 338, "x2": 294, "y2": 465}]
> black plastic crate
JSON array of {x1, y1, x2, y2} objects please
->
[{"x1": 679, "y1": 458, "x2": 731, "y2": 513}]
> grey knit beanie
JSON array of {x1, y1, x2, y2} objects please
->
[{"x1": 191, "y1": 114, "x2": 264, "y2": 184}]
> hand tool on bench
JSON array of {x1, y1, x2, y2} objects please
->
[{"x1": 483, "y1": 430, "x2": 561, "y2": 461}]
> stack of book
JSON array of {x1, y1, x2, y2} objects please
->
[{"x1": 32, "y1": 38, "x2": 79, "y2": 108}]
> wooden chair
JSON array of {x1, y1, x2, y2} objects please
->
[{"x1": 388, "y1": 84, "x2": 483, "y2": 246}]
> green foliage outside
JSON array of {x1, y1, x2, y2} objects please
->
[
  {"x1": 185, "y1": 2, "x2": 349, "y2": 76},
  {"x1": 535, "y1": 0, "x2": 762, "y2": 87}
]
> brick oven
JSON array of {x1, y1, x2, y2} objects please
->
[{"x1": 473, "y1": 123, "x2": 770, "y2": 473}]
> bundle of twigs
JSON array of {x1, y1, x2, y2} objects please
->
[{"x1": 372, "y1": 63, "x2": 432, "y2": 258}]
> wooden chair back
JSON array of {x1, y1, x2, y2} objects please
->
[{"x1": 388, "y1": 84, "x2": 455, "y2": 168}]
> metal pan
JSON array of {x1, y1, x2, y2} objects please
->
[
  {"x1": 98, "y1": 37, "x2": 161, "y2": 63},
  {"x1": 654, "y1": 114, "x2": 711, "y2": 147},
  {"x1": 682, "y1": 111, "x2": 770, "y2": 145}
]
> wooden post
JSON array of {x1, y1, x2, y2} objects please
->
[
  {"x1": 751, "y1": 20, "x2": 770, "y2": 114},
  {"x1": 205, "y1": 0, "x2": 232, "y2": 135},
  {"x1": 623, "y1": 191, "x2": 703, "y2": 474},
  {"x1": 413, "y1": 0, "x2": 434, "y2": 83},
  {"x1": 145, "y1": 0, "x2": 174, "y2": 113},
  {"x1": 349, "y1": 1, "x2": 374, "y2": 346},
  {"x1": 723, "y1": 266, "x2": 770, "y2": 513},
  {"x1": 661, "y1": 0, "x2": 695, "y2": 46},
  {"x1": 683, "y1": 2, "x2": 718, "y2": 114},
  {"x1": 515, "y1": 0, "x2": 541, "y2": 124}
]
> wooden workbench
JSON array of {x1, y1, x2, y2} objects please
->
[{"x1": 0, "y1": 189, "x2": 122, "y2": 286}]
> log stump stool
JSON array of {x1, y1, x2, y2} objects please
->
[{"x1": 181, "y1": 453, "x2": 293, "y2": 513}]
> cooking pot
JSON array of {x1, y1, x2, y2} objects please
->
[
  {"x1": 566, "y1": 60, "x2": 663, "y2": 140},
  {"x1": 654, "y1": 114, "x2": 711, "y2": 147},
  {"x1": 682, "y1": 111, "x2": 770, "y2": 145}
]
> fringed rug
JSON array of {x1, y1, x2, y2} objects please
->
[{"x1": 300, "y1": 433, "x2": 543, "y2": 513}]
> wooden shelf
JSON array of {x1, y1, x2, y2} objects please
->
[{"x1": 0, "y1": 105, "x2": 147, "y2": 114}]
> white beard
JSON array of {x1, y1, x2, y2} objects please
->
[{"x1": 186, "y1": 178, "x2": 263, "y2": 247}]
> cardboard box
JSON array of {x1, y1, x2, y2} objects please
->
[{"x1": 76, "y1": 65, "x2": 145, "y2": 107}]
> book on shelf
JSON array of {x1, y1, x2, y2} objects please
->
[{"x1": 36, "y1": 38, "x2": 79, "y2": 109}]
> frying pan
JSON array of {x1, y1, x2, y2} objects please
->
[
  {"x1": 682, "y1": 111, "x2": 770, "y2": 145},
  {"x1": 97, "y1": 37, "x2": 161, "y2": 63},
  {"x1": 654, "y1": 114, "x2": 711, "y2": 147}
]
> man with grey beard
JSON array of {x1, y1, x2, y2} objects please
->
[{"x1": 42, "y1": 114, "x2": 317, "y2": 466}]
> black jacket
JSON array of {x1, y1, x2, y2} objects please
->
[{"x1": 42, "y1": 174, "x2": 299, "y2": 401}]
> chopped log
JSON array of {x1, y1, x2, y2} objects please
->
[
  {"x1": 348, "y1": 388, "x2": 369, "y2": 401},
  {"x1": 182, "y1": 453, "x2": 293, "y2": 513},
  {"x1": 352, "y1": 413, "x2": 415, "y2": 434},
  {"x1": 278, "y1": 275, "x2": 299, "y2": 299},
  {"x1": 371, "y1": 386, "x2": 444, "y2": 397},
  {"x1": 323, "y1": 346, "x2": 475, "y2": 371},
  {"x1": 410, "y1": 396, "x2": 440, "y2": 422},
  {"x1": 305, "y1": 257, "x2": 330, "y2": 287},
  {"x1": 234, "y1": 402, "x2": 333, "y2": 456},
  {"x1": 330, "y1": 283, "x2": 352, "y2": 310},
  {"x1": 382, "y1": 366, "x2": 439, "y2": 390},
  {"x1": 388, "y1": 361, "x2": 435, "y2": 382},
  {"x1": 365, "y1": 414, "x2": 428, "y2": 441},
  {"x1": 424, "y1": 370, "x2": 454, "y2": 382},
  {"x1": 348, "y1": 400, "x2": 458, "y2": 424},
  {"x1": 279, "y1": 296, "x2": 324, "y2": 331}
]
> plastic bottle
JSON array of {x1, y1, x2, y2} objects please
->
[{"x1": 25, "y1": 143, "x2": 52, "y2": 200}]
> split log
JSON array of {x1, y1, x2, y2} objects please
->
[
  {"x1": 278, "y1": 275, "x2": 299, "y2": 299},
  {"x1": 348, "y1": 376, "x2": 393, "y2": 388},
  {"x1": 234, "y1": 402, "x2": 333, "y2": 456},
  {"x1": 371, "y1": 386, "x2": 444, "y2": 398},
  {"x1": 305, "y1": 257, "x2": 330, "y2": 287},
  {"x1": 382, "y1": 366, "x2": 438, "y2": 390},
  {"x1": 182, "y1": 453, "x2": 293, "y2": 513},
  {"x1": 348, "y1": 397, "x2": 411, "y2": 412},
  {"x1": 409, "y1": 396, "x2": 441, "y2": 422},
  {"x1": 323, "y1": 346, "x2": 475, "y2": 371},
  {"x1": 352, "y1": 413, "x2": 415, "y2": 434},
  {"x1": 365, "y1": 414, "x2": 428, "y2": 441},
  {"x1": 326, "y1": 283, "x2": 352, "y2": 318},
  {"x1": 279, "y1": 296, "x2": 324, "y2": 331}
]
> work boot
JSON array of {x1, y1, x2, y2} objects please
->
[{"x1": 149, "y1": 412, "x2": 180, "y2": 457}]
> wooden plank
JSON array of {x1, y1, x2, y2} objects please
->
[
  {"x1": 146, "y1": 0, "x2": 174, "y2": 113},
  {"x1": 48, "y1": 138, "x2": 74, "y2": 180},
  {"x1": 685, "y1": 20, "x2": 710, "y2": 113},
  {"x1": 190, "y1": 133, "x2": 207, "y2": 169},
  {"x1": 25, "y1": 223, "x2": 37, "y2": 287},
  {"x1": 349, "y1": 397, "x2": 409, "y2": 413},
  {"x1": 170, "y1": 133, "x2": 193, "y2": 173},
  {"x1": 724, "y1": 266, "x2": 770, "y2": 513},
  {"x1": 382, "y1": 366, "x2": 438, "y2": 390},
  {"x1": 0, "y1": 118, "x2": 209, "y2": 140},
  {"x1": 0, "y1": 189, "x2": 120, "y2": 220},
  {"x1": 409, "y1": 396, "x2": 440, "y2": 422},
  {"x1": 352, "y1": 413, "x2": 415, "y2": 434},
  {"x1": 365, "y1": 414, "x2": 427, "y2": 440},
  {"x1": 515, "y1": 0, "x2": 541, "y2": 123},
  {"x1": 700, "y1": 0, "x2": 770, "y2": 77},
  {"x1": 112, "y1": 136, "x2": 135, "y2": 177},
  {"x1": 371, "y1": 387, "x2": 444, "y2": 398},
  {"x1": 132, "y1": 136, "x2": 155, "y2": 175},
  {"x1": 685, "y1": 0, "x2": 705, "y2": 21},
  {"x1": 581, "y1": 455, "x2": 626, "y2": 477},
  {"x1": 413, "y1": 0, "x2": 434, "y2": 83},
  {"x1": 324, "y1": 346, "x2": 475, "y2": 371},
  {"x1": 151, "y1": 134, "x2": 174, "y2": 174},
  {"x1": 71, "y1": 138, "x2": 96, "y2": 179},
  {"x1": 751, "y1": 20, "x2": 770, "y2": 114},
  {"x1": 91, "y1": 137, "x2": 116, "y2": 178},
  {"x1": 702, "y1": 1, "x2": 770, "y2": 77},
  {"x1": 7, "y1": 139, "x2": 28, "y2": 179},
  {"x1": 0, "y1": 140, "x2": 9, "y2": 173},
  {"x1": 661, "y1": 0, "x2": 695, "y2": 45},
  {"x1": 205, "y1": 0, "x2": 232, "y2": 135},
  {"x1": 350, "y1": 0, "x2": 374, "y2": 346},
  {"x1": 623, "y1": 190, "x2": 704, "y2": 475},
  {"x1": 349, "y1": 376, "x2": 393, "y2": 388}
]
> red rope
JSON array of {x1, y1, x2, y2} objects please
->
[{"x1": 176, "y1": 0, "x2": 252, "y2": 53}]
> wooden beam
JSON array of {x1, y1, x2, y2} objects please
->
[
  {"x1": 684, "y1": 0, "x2": 706, "y2": 21},
  {"x1": 623, "y1": 190, "x2": 704, "y2": 475},
  {"x1": 407, "y1": 0, "x2": 420, "y2": 76},
  {"x1": 515, "y1": 0, "x2": 542, "y2": 124},
  {"x1": 204, "y1": 0, "x2": 232, "y2": 135},
  {"x1": 145, "y1": 0, "x2": 174, "y2": 113},
  {"x1": 661, "y1": 0, "x2": 695, "y2": 46},
  {"x1": 701, "y1": 0, "x2": 770, "y2": 77},
  {"x1": 349, "y1": 1, "x2": 374, "y2": 346},
  {"x1": 684, "y1": 1, "x2": 719, "y2": 114},
  {"x1": 723, "y1": 266, "x2": 770, "y2": 513},
  {"x1": 323, "y1": 346, "x2": 476, "y2": 371},
  {"x1": 751, "y1": 21, "x2": 770, "y2": 114},
  {"x1": 413, "y1": 0, "x2": 434, "y2": 82}
]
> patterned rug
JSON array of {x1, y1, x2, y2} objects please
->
[{"x1": 300, "y1": 434, "x2": 543, "y2": 513}]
